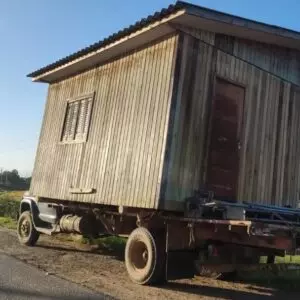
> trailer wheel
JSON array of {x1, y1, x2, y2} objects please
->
[
  {"x1": 125, "y1": 227, "x2": 165, "y2": 285},
  {"x1": 17, "y1": 211, "x2": 40, "y2": 246}
]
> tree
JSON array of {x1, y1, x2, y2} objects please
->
[{"x1": 0, "y1": 169, "x2": 30, "y2": 189}]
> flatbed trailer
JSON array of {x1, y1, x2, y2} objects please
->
[{"x1": 17, "y1": 191, "x2": 300, "y2": 285}]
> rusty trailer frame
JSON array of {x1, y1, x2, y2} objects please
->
[{"x1": 17, "y1": 195, "x2": 300, "y2": 284}]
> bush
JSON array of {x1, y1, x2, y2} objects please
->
[{"x1": 0, "y1": 192, "x2": 21, "y2": 219}]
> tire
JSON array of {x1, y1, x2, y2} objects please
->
[
  {"x1": 17, "y1": 211, "x2": 40, "y2": 246},
  {"x1": 125, "y1": 227, "x2": 166, "y2": 285}
]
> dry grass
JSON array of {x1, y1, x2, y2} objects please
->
[
  {"x1": 0, "y1": 190, "x2": 24, "y2": 202},
  {"x1": 0, "y1": 217, "x2": 17, "y2": 229}
]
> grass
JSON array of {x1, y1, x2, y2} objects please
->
[
  {"x1": 0, "y1": 216, "x2": 17, "y2": 229},
  {"x1": 260, "y1": 255, "x2": 300, "y2": 264},
  {"x1": 0, "y1": 190, "x2": 24, "y2": 201},
  {"x1": 82, "y1": 235, "x2": 126, "y2": 252},
  {"x1": 0, "y1": 190, "x2": 23, "y2": 230},
  {"x1": 0, "y1": 190, "x2": 23, "y2": 220},
  {"x1": 56, "y1": 233, "x2": 126, "y2": 253},
  {"x1": 233, "y1": 256, "x2": 300, "y2": 290}
]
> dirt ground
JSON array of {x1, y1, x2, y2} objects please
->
[{"x1": 1, "y1": 228, "x2": 300, "y2": 300}]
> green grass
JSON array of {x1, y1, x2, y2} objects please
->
[
  {"x1": 238, "y1": 255, "x2": 300, "y2": 290},
  {"x1": 0, "y1": 191, "x2": 20, "y2": 230},
  {"x1": 0, "y1": 216, "x2": 17, "y2": 229},
  {"x1": 0, "y1": 191, "x2": 22, "y2": 220},
  {"x1": 55, "y1": 233, "x2": 126, "y2": 253},
  {"x1": 260, "y1": 255, "x2": 300, "y2": 264},
  {"x1": 82, "y1": 235, "x2": 126, "y2": 251}
]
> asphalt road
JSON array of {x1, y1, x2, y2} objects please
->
[{"x1": 0, "y1": 253, "x2": 108, "y2": 300}]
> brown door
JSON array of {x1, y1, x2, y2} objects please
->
[{"x1": 206, "y1": 78, "x2": 244, "y2": 201}]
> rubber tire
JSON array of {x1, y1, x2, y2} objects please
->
[
  {"x1": 17, "y1": 211, "x2": 40, "y2": 246},
  {"x1": 125, "y1": 227, "x2": 166, "y2": 285}
]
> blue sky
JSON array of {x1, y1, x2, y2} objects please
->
[{"x1": 0, "y1": 0, "x2": 299, "y2": 176}]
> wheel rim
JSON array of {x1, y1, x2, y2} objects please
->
[
  {"x1": 129, "y1": 240, "x2": 149, "y2": 271},
  {"x1": 19, "y1": 218, "x2": 31, "y2": 238}
]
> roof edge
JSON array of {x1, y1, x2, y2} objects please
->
[
  {"x1": 27, "y1": 2, "x2": 185, "y2": 79},
  {"x1": 28, "y1": 1, "x2": 300, "y2": 80},
  {"x1": 180, "y1": 1, "x2": 300, "y2": 37},
  {"x1": 182, "y1": 1, "x2": 300, "y2": 41}
]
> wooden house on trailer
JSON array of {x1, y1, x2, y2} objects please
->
[{"x1": 28, "y1": 1, "x2": 300, "y2": 211}]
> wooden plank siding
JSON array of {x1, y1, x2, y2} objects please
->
[
  {"x1": 232, "y1": 39, "x2": 300, "y2": 86},
  {"x1": 31, "y1": 24, "x2": 300, "y2": 212},
  {"x1": 161, "y1": 31, "x2": 300, "y2": 210},
  {"x1": 173, "y1": 24, "x2": 300, "y2": 85},
  {"x1": 30, "y1": 34, "x2": 179, "y2": 209},
  {"x1": 161, "y1": 33, "x2": 215, "y2": 210}
]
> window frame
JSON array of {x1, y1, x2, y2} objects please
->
[{"x1": 59, "y1": 91, "x2": 95, "y2": 145}]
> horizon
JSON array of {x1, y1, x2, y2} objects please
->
[{"x1": 1, "y1": 0, "x2": 300, "y2": 177}]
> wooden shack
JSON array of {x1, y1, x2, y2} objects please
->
[{"x1": 28, "y1": 1, "x2": 300, "y2": 211}]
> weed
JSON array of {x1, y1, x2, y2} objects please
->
[
  {"x1": 0, "y1": 217, "x2": 17, "y2": 229},
  {"x1": 0, "y1": 190, "x2": 23, "y2": 219}
]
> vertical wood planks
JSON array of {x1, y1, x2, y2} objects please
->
[
  {"x1": 30, "y1": 35, "x2": 178, "y2": 210},
  {"x1": 30, "y1": 24, "x2": 300, "y2": 211},
  {"x1": 162, "y1": 29, "x2": 300, "y2": 210}
]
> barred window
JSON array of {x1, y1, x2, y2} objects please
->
[{"x1": 61, "y1": 93, "x2": 94, "y2": 143}]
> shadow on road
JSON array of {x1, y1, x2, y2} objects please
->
[
  {"x1": 0, "y1": 286, "x2": 114, "y2": 300},
  {"x1": 161, "y1": 281, "x2": 276, "y2": 300},
  {"x1": 35, "y1": 242, "x2": 125, "y2": 261}
]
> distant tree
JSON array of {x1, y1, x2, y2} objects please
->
[
  {"x1": 0, "y1": 169, "x2": 30, "y2": 189},
  {"x1": 11, "y1": 169, "x2": 19, "y2": 176},
  {"x1": 24, "y1": 177, "x2": 32, "y2": 186},
  {"x1": 9, "y1": 169, "x2": 22, "y2": 184}
]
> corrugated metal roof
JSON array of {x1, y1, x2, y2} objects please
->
[
  {"x1": 27, "y1": 2, "x2": 185, "y2": 78},
  {"x1": 28, "y1": 1, "x2": 300, "y2": 79}
]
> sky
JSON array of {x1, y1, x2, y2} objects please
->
[{"x1": 0, "y1": 0, "x2": 300, "y2": 176}]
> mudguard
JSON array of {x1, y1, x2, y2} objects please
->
[
  {"x1": 19, "y1": 197, "x2": 60, "y2": 235},
  {"x1": 19, "y1": 197, "x2": 49, "y2": 228}
]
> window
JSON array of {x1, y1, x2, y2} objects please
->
[{"x1": 61, "y1": 93, "x2": 94, "y2": 143}]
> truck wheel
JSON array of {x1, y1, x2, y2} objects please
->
[
  {"x1": 17, "y1": 211, "x2": 40, "y2": 246},
  {"x1": 125, "y1": 227, "x2": 165, "y2": 285}
]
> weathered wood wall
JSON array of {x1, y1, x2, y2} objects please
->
[
  {"x1": 162, "y1": 31, "x2": 300, "y2": 210},
  {"x1": 174, "y1": 25, "x2": 300, "y2": 86},
  {"x1": 31, "y1": 24, "x2": 300, "y2": 212},
  {"x1": 30, "y1": 35, "x2": 178, "y2": 209}
]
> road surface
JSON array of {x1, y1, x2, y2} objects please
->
[{"x1": 0, "y1": 252, "x2": 107, "y2": 300}]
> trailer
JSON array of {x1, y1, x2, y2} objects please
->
[
  {"x1": 18, "y1": 190, "x2": 300, "y2": 284},
  {"x1": 19, "y1": 1, "x2": 300, "y2": 285}
]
